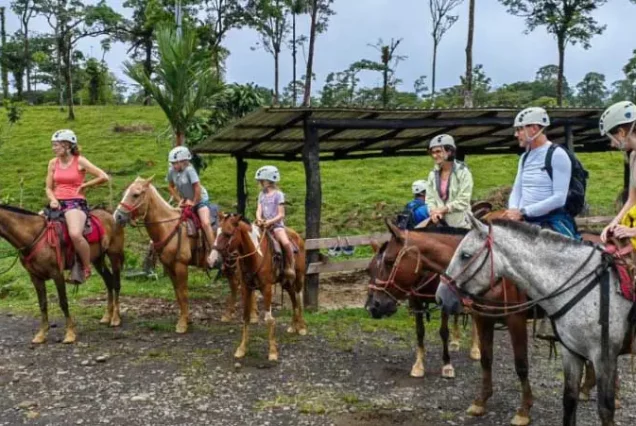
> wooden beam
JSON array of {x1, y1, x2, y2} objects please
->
[
  {"x1": 305, "y1": 233, "x2": 391, "y2": 250},
  {"x1": 302, "y1": 122, "x2": 322, "y2": 310},
  {"x1": 306, "y1": 259, "x2": 371, "y2": 275},
  {"x1": 236, "y1": 156, "x2": 248, "y2": 215}
]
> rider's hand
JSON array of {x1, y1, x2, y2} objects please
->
[
  {"x1": 75, "y1": 184, "x2": 86, "y2": 196},
  {"x1": 183, "y1": 199, "x2": 194, "y2": 207},
  {"x1": 430, "y1": 209, "x2": 445, "y2": 224},
  {"x1": 601, "y1": 223, "x2": 618, "y2": 243},
  {"x1": 50, "y1": 200, "x2": 60, "y2": 210},
  {"x1": 610, "y1": 225, "x2": 636, "y2": 240},
  {"x1": 504, "y1": 209, "x2": 523, "y2": 221}
]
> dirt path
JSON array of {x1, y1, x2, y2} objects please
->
[{"x1": 1, "y1": 280, "x2": 635, "y2": 426}]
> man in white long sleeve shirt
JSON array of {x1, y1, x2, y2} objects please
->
[{"x1": 504, "y1": 107, "x2": 580, "y2": 239}]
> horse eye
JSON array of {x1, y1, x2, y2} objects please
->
[
  {"x1": 461, "y1": 252, "x2": 472, "y2": 260},
  {"x1": 133, "y1": 193, "x2": 139, "y2": 198}
]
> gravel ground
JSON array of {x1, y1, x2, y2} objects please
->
[{"x1": 1, "y1": 284, "x2": 636, "y2": 426}]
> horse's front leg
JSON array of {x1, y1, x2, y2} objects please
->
[
  {"x1": 579, "y1": 360, "x2": 595, "y2": 401},
  {"x1": 168, "y1": 262, "x2": 189, "y2": 333},
  {"x1": 440, "y1": 310, "x2": 455, "y2": 378},
  {"x1": 593, "y1": 356, "x2": 617, "y2": 426},
  {"x1": 53, "y1": 276, "x2": 76, "y2": 344},
  {"x1": 263, "y1": 282, "x2": 278, "y2": 361},
  {"x1": 30, "y1": 275, "x2": 49, "y2": 344},
  {"x1": 562, "y1": 348, "x2": 585, "y2": 426},
  {"x1": 467, "y1": 314, "x2": 494, "y2": 417},
  {"x1": 234, "y1": 284, "x2": 253, "y2": 359},
  {"x1": 508, "y1": 313, "x2": 532, "y2": 426},
  {"x1": 449, "y1": 313, "x2": 461, "y2": 351},
  {"x1": 470, "y1": 314, "x2": 481, "y2": 360},
  {"x1": 410, "y1": 298, "x2": 426, "y2": 377},
  {"x1": 221, "y1": 272, "x2": 238, "y2": 323}
]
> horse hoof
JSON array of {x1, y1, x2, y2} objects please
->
[
  {"x1": 511, "y1": 414, "x2": 530, "y2": 426},
  {"x1": 449, "y1": 341, "x2": 460, "y2": 352},
  {"x1": 297, "y1": 328, "x2": 307, "y2": 336},
  {"x1": 441, "y1": 364, "x2": 455, "y2": 379},
  {"x1": 466, "y1": 404, "x2": 486, "y2": 417},
  {"x1": 250, "y1": 316, "x2": 259, "y2": 324},
  {"x1": 578, "y1": 391, "x2": 590, "y2": 401},
  {"x1": 62, "y1": 332, "x2": 76, "y2": 344},
  {"x1": 615, "y1": 399, "x2": 622, "y2": 410},
  {"x1": 31, "y1": 333, "x2": 47, "y2": 344},
  {"x1": 220, "y1": 313, "x2": 233, "y2": 323},
  {"x1": 99, "y1": 315, "x2": 111, "y2": 325},
  {"x1": 234, "y1": 348, "x2": 246, "y2": 359},
  {"x1": 110, "y1": 317, "x2": 121, "y2": 328},
  {"x1": 410, "y1": 365, "x2": 425, "y2": 378},
  {"x1": 268, "y1": 352, "x2": 279, "y2": 362},
  {"x1": 286, "y1": 326, "x2": 297, "y2": 334},
  {"x1": 470, "y1": 347, "x2": 481, "y2": 361},
  {"x1": 175, "y1": 323, "x2": 188, "y2": 334}
]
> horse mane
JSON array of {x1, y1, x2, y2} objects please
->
[
  {"x1": 411, "y1": 226, "x2": 469, "y2": 236},
  {"x1": 490, "y1": 219, "x2": 594, "y2": 247},
  {"x1": 0, "y1": 204, "x2": 39, "y2": 216}
]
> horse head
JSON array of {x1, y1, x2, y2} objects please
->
[
  {"x1": 114, "y1": 176, "x2": 155, "y2": 226},
  {"x1": 209, "y1": 213, "x2": 255, "y2": 267}
]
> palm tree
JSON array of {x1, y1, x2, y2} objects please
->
[{"x1": 124, "y1": 24, "x2": 221, "y2": 146}]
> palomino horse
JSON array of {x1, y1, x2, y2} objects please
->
[
  {"x1": 366, "y1": 234, "x2": 481, "y2": 380},
  {"x1": 208, "y1": 213, "x2": 306, "y2": 361},
  {"x1": 0, "y1": 204, "x2": 124, "y2": 343},
  {"x1": 438, "y1": 216, "x2": 635, "y2": 426},
  {"x1": 114, "y1": 177, "x2": 256, "y2": 333}
]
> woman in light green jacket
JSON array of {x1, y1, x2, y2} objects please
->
[{"x1": 425, "y1": 134, "x2": 474, "y2": 229}]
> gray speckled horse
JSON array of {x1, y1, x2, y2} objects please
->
[{"x1": 436, "y1": 214, "x2": 635, "y2": 426}]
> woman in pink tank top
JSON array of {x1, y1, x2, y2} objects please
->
[{"x1": 46, "y1": 129, "x2": 110, "y2": 281}]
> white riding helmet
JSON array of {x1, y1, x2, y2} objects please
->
[
  {"x1": 168, "y1": 146, "x2": 192, "y2": 163},
  {"x1": 429, "y1": 134, "x2": 455, "y2": 150},
  {"x1": 514, "y1": 107, "x2": 550, "y2": 128},
  {"x1": 51, "y1": 129, "x2": 78, "y2": 145},
  {"x1": 412, "y1": 180, "x2": 428, "y2": 195},
  {"x1": 599, "y1": 101, "x2": 636, "y2": 136},
  {"x1": 255, "y1": 165, "x2": 280, "y2": 182}
]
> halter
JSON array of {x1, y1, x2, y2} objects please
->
[{"x1": 213, "y1": 222, "x2": 266, "y2": 270}]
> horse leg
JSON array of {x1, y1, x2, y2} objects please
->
[
  {"x1": 284, "y1": 284, "x2": 302, "y2": 335},
  {"x1": 562, "y1": 348, "x2": 585, "y2": 426},
  {"x1": 410, "y1": 298, "x2": 425, "y2": 378},
  {"x1": 221, "y1": 274, "x2": 238, "y2": 323},
  {"x1": 234, "y1": 285, "x2": 252, "y2": 359},
  {"x1": 614, "y1": 372, "x2": 621, "y2": 410},
  {"x1": 440, "y1": 310, "x2": 455, "y2": 378},
  {"x1": 509, "y1": 313, "x2": 532, "y2": 426},
  {"x1": 292, "y1": 260, "x2": 307, "y2": 335},
  {"x1": 592, "y1": 356, "x2": 617, "y2": 426},
  {"x1": 53, "y1": 276, "x2": 76, "y2": 344},
  {"x1": 263, "y1": 283, "x2": 278, "y2": 361},
  {"x1": 93, "y1": 256, "x2": 114, "y2": 326},
  {"x1": 31, "y1": 276, "x2": 49, "y2": 344},
  {"x1": 467, "y1": 314, "x2": 494, "y2": 417},
  {"x1": 250, "y1": 289, "x2": 259, "y2": 324},
  {"x1": 109, "y1": 252, "x2": 123, "y2": 327},
  {"x1": 168, "y1": 263, "x2": 189, "y2": 333},
  {"x1": 470, "y1": 315, "x2": 481, "y2": 360},
  {"x1": 449, "y1": 313, "x2": 461, "y2": 352},
  {"x1": 579, "y1": 361, "x2": 595, "y2": 401}
]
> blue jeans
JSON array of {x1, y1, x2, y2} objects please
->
[{"x1": 525, "y1": 208, "x2": 581, "y2": 240}]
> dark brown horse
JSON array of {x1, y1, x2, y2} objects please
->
[
  {"x1": 0, "y1": 204, "x2": 124, "y2": 344},
  {"x1": 366, "y1": 231, "x2": 480, "y2": 379},
  {"x1": 209, "y1": 213, "x2": 306, "y2": 361}
]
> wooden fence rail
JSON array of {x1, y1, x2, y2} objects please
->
[{"x1": 305, "y1": 216, "x2": 613, "y2": 276}]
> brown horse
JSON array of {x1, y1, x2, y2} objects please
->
[
  {"x1": 366, "y1": 233, "x2": 481, "y2": 380},
  {"x1": 209, "y1": 213, "x2": 306, "y2": 361},
  {"x1": 114, "y1": 177, "x2": 256, "y2": 333},
  {"x1": 0, "y1": 204, "x2": 124, "y2": 344}
]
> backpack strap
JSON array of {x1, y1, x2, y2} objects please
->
[
  {"x1": 521, "y1": 151, "x2": 529, "y2": 169},
  {"x1": 544, "y1": 144, "x2": 558, "y2": 180}
]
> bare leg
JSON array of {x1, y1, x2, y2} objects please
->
[
  {"x1": 65, "y1": 209, "x2": 91, "y2": 278},
  {"x1": 197, "y1": 207, "x2": 216, "y2": 257},
  {"x1": 275, "y1": 229, "x2": 295, "y2": 282}
]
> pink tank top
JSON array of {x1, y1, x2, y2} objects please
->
[
  {"x1": 440, "y1": 177, "x2": 450, "y2": 201},
  {"x1": 53, "y1": 156, "x2": 86, "y2": 200}
]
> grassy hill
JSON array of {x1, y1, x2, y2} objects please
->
[{"x1": 0, "y1": 105, "x2": 626, "y2": 318}]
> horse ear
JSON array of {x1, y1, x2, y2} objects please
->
[
  {"x1": 217, "y1": 211, "x2": 224, "y2": 222},
  {"x1": 370, "y1": 239, "x2": 380, "y2": 253},
  {"x1": 385, "y1": 217, "x2": 404, "y2": 242},
  {"x1": 143, "y1": 175, "x2": 155, "y2": 188},
  {"x1": 467, "y1": 212, "x2": 488, "y2": 236}
]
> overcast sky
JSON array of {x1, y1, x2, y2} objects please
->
[{"x1": 4, "y1": 0, "x2": 636, "y2": 95}]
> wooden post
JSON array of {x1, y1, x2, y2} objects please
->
[
  {"x1": 302, "y1": 121, "x2": 322, "y2": 310},
  {"x1": 565, "y1": 123, "x2": 574, "y2": 151},
  {"x1": 236, "y1": 156, "x2": 248, "y2": 215}
]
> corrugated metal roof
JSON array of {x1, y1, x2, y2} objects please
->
[{"x1": 192, "y1": 106, "x2": 607, "y2": 159}]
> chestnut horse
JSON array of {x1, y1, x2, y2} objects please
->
[
  {"x1": 208, "y1": 213, "x2": 306, "y2": 361},
  {"x1": 114, "y1": 177, "x2": 257, "y2": 333},
  {"x1": 0, "y1": 204, "x2": 124, "y2": 344},
  {"x1": 366, "y1": 233, "x2": 481, "y2": 380}
]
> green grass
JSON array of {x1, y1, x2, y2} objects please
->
[{"x1": 0, "y1": 105, "x2": 626, "y2": 316}]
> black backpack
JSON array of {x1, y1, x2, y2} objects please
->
[{"x1": 521, "y1": 144, "x2": 589, "y2": 217}]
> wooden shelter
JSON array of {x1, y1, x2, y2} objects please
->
[{"x1": 193, "y1": 106, "x2": 615, "y2": 309}]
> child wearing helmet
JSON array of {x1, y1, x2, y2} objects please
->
[
  {"x1": 166, "y1": 146, "x2": 216, "y2": 257},
  {"x1": 399, "y1": 180, "x2": 430, "y2": 229},
  {"x1": 254, "y1": 165, "x2": 295, "y2": 281},
  {"x1": 46, "y1": 129, "x2": 110, "y2": 282},
  {"x1": 599, "y1": 101, "x2": 636, "y2": 243},
  {"x1": 425, "y1": 134, "x2": 474, "y2": 228}
]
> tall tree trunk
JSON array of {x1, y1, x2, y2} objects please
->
[
  {"x1": 24, "y1": 26, "x2": 31, "y2": 93},
  {"x1": 463, "y1": 0, "x2": 475, "y2": 108},
  {"x1": 0, "y1": 7, "x2": 8, "y2": 99},
  {"x1": 292, "y1": 12, "x2": 297, "y2": 106},
  {"x1": 64, "y1": 40, "x2": 75, "y2": 120},
  {"x1": 56, "y1": 25, "x2": 64, "y2": 111},
  {"x1": 382, "y1": 67, "x2": 388, "y2": 107},
  {"x1": 303, "y1": 0, "x2": 318, "y2": 107},
  {"x1": 557, "y1": 36, "x2": 565, "y2": 106},
  {"x1": 143, "y1": 37, "x2": 152, "y2": 106},
  {"x1": 431, "y1": 41, "x2": 438, "y2": 102},
  {"x1": 175, "y1": 131, "x2": 185, "y2": 146},
  {"x1": 274, "y1": 49, "x2": 280, "y2": 105}
]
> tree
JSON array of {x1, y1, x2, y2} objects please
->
[
  {"x1": 0, "y1": 7, "x2": 8, "y2": 99},
  {"x1": 288, "y1": 0, "x2": 307, "y2": 106},
  {"x1": 245, "y1": 0, "x2": 290, "y2": 104},
  {"x1": 533, "y1": 64, "x2": 572, "y2": 101},
  {"x1": 11, "y1": 0, "x2": 38, "y2": 93},
  {"x1": 83, "y1": 57, "x2": 107, "y2": 104},
  {"x1": 499, "y1": 0, "x2": 608, "y2": 106},
  {"x1": 39, "y1": 0, "x2": 122, "y2": 119},
  {"x1": 0, "y1": 35, "x2": 28, "y2": 99},
  {"x1": 429, "y1": 0, "x2": 463, "y2": 100},
  {"x1": 575, "y1": 72, "x2": 606, "y2": 107},
  {"x1": 608, "y1": 79, "x2": 635, "y2": 104},
  {"x1": 463, "y1": 0, "x2": 475, "y2": 107},
  {"x1": 624, "y1": 49, "x2": 636, "y2": 84},
  {"x1": 302, "y1": 0, "x2": 334, "y2": 106},
  {"x1": 124, "y1": 24, "x2": 222, "y2": 146},
  {"x1": 319, "y1": 66, "x2": 360, "y2": 106}
]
